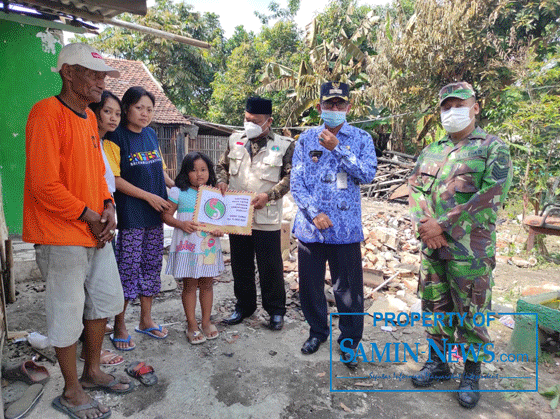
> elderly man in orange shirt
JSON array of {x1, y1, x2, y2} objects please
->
[{"x1": 23, "y1": 43, "x2": 133, "y2": 419}]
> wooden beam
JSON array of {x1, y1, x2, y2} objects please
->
[{"x1": 4, "y1": 240, "x2": 14, "y2": 304}]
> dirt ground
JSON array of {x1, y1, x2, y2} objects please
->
[{"x1": 3, "y1": 198, "x2": 560, "y2": 419}]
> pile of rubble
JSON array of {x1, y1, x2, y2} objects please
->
[
  {"x1": 360, "y1": 209, "x2": 421, "y2": 298},
  {"x1": 360, "y1": 151, "x2": 416, "y2": 202},
  {"x1": 495, "y1": 220, "x2": 539, "y2": 267}
]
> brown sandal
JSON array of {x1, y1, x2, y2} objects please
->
[{"x1": 3, "y1": 360, "x2": 50, "y2": 385}]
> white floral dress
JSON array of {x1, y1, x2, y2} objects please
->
[{"x1": 166, "y1": 187, "x2": 224, "y2": 279}]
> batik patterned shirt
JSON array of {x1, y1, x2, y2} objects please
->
[{"x1": 291, "y1": 122, "x2": 377, "y2": 244}]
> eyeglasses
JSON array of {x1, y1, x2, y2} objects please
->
[{"x1": 321, "y1": 101, "x2": 348, "y2": 111}]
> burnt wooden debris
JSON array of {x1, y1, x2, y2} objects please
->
[{"x1": 361, "y1": 150, "x2": 416, "y2": 202}]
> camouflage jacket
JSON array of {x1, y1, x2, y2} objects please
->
[{"x1": 408, "y1": 126, "x2": 512, "y2": 260}]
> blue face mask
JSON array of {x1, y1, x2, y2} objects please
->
[{"x1": 321, "y1": 110, "x2": 347, "y2": 128}]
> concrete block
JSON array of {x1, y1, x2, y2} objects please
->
[
  {"x1": 517, "y1": 291, "x2": 560, "y2": 332},
  {"x1": 509, "y1": 314, "x2": 540, "y2": 362},
  {"x1": 14, "y1": 246, "x2": 41, "y2": 282},
  {"x1": 510, "y1": 291, "x2": 560, "y2": 361},
  {"x1": 160, "y1": 257, "x2": 177, "y2": 292}
]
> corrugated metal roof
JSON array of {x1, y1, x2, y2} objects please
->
[
  {"x1": 15, "y1": 0, "x2": 146, "y2": 20},
  {"x1": 6, "y1": 1, "x2": 210, "y2": 47}
]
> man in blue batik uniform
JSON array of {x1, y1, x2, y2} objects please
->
[{"x1": 291, "y1": 82, "x2": 377, "y2": 368}]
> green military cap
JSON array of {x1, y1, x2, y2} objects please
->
[{"x1": 438, "y1": 81, "x2": 475, "y2": 106}]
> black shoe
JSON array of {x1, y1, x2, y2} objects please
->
[
  {"x1": 340, "y1": 351, "x2": 358, "y2": 370},
  {"x1": 411, "y1": 359, "x2": 452, "y2": 387},
  {"x1": 301, "y1": 337, "x2": 324, "y2": 354},
  {"x1": 457, "y1": 360, "x2": 481, "y2": 409},
  {"x1": 268, "y1": 315, "x2": 284, "y2": 331},
  {"x1": 221, "y1": 310, "x2": 246, "y2": 326}
]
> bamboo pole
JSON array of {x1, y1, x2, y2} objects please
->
[{"x1": 107, "y1": 18, "x2": 211, "y2": 49}]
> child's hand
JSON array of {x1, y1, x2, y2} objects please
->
[
  {"x1": 182, "y1": 220, "x2": 200, "y2": 234},
  {"x1": 210, "y1": 229, "x2": 224, "y2": 237}
]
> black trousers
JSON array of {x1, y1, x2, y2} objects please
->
[
  {"x1": 298, "y1": 241, "x2": 364, "y2": 348},
  {"x1": 229, "y1": 229, "x2": 286, "y2": 316}
]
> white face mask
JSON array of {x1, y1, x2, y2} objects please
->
[
  {"x1": 440, "y1": 104, "x2": 474, "y2": 133},
  {"x1": 244, "y1": 120, "x2": 267, "y2": 139}
]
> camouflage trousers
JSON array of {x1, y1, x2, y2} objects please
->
[{"x1": 418, "y1": 253, "x2": 495, "y2": 362}]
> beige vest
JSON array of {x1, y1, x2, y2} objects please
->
[{"x1": 228, "y1": 132, "x2": 292, "y2": 231}]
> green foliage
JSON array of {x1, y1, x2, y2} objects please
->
[
  {"x1": 366, "y1": 0, "x2": 560, "y2": 152},
  {"x1": 255, "y1": 0, "x2": 301, "y2": 24},
  {"x1": 540, "y1": 384, "x2": 560, "y2": 409},
  {"x1": 207, "y1": 20, "x2": 303, "y2": 125},
  {"x1": 489, "y1": 48, "x2": 560, "y2": 215},
  {"x1": 70, "y1": 0, "x2": 560, "y2": 180},
  {"x1": 73, "y1": 0, "x2": 223, "y2": 118},
  {"x1": 207, "y1": 43, "x2": 262, "y2": 125},
  {"x1": 219, "y1": 26, "x2": 255, "y2": 67},
  {"x1": 256, "y1": 0, "x2": 381, "y2": 126},
  {"x1": 315, "y1": 0, "x2": 376, "y2": 52},
  {"x1": 255, "y1": 21, "x2": 303, "y2": 67}
]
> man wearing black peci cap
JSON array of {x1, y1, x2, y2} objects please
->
[{"x1": 216, "y1": 97, "x2": 295, "y2": 331}]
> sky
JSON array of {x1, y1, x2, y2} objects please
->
[{"x1": 146, "y1": 0, "x2": 391, "y2": 37}]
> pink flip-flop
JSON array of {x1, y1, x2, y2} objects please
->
[{"x1": 79, "y1": 349, "x2": 124, "y2": 366}]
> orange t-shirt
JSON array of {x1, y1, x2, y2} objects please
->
[{"x1": 22, "y1": 96, "x2": 112, "y2": 247}]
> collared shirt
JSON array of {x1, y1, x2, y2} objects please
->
[
  {"x1": 23, "y1": 96, "x2": 112, "y2": 246},
  {"x1": 216, "y1": 130, "x2": 295, "y2": 201},
  {"x1": 291, "y1": 122, "x2": 377, "y2": 244},
  {"x1": 408, "y1": 126, "x2": 512, "y2": 259}
]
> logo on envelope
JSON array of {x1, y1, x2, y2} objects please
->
[{"x1": 204, "y1": 198, "x2": 226, "y2": 220}]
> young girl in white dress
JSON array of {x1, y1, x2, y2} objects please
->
[{"x1": 162, "y1": 152, "x2": 225, "y2": 344}]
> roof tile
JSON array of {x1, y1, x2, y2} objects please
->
[{"x1": 104, "y1": 58, "x2": 188, "y2": 125}]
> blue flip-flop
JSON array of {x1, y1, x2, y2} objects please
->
[
  {"x1": 109, "y1": 333, "x2": 136, "y2": 351},
  {"x1": 134, "y1": 325, "x2": 168, "y2": 340}
]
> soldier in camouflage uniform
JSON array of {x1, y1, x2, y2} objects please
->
[{"x1": 408, "y1": 82, "x2": 512, "y2": 409}]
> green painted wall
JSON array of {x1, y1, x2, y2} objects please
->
[{"x1": 0, "y1": 20, "x2": 62, "y2": 235}]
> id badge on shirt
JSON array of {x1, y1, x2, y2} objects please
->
[{"x1": 336, "y1": 172, "x2": 348, "y2": 189}]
